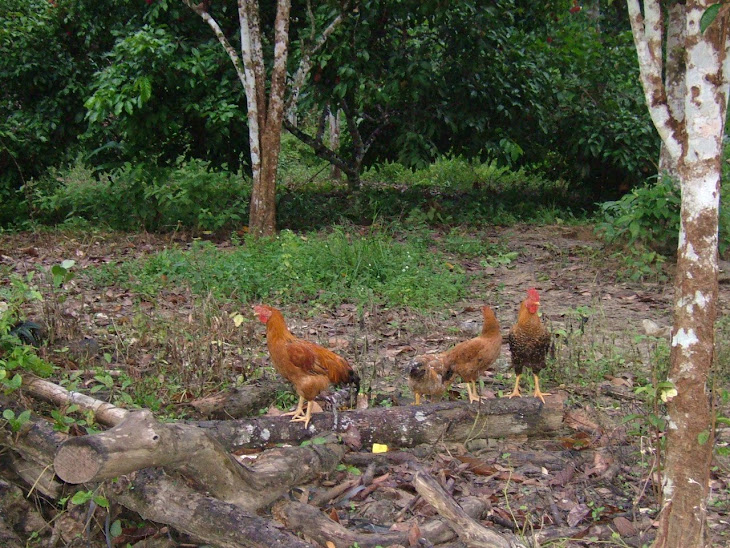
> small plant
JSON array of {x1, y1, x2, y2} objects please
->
[
  {"x1": 1, "y1": 274, "x2": 54, "y2": 393},
  {"x1": 2, "y1": 408, "x2": 31, "y2": 432}
]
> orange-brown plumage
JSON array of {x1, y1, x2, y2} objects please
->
[
  {"x1": 507, "y1": 288, "x2": 552, "y2": 403},
  {"x1": 254, "y1": 304, "x2": 359, "y2": 427},
  {"x1": 410, "y1": 306, "x2": 502, "y2": 404}
]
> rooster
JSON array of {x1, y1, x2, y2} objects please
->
[
  {"x1": 254, "y1": 304, "x2": 359, "y2": 428},
  {"x1": 507, "y1": 288, "x2": 552, "y2": 403},
  {"x1": 409, "y1": 306, "x2": 502, "y2": 404}
]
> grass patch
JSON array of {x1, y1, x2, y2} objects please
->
[{"x1": 87, "y1": 225, "x2": 468, "y2": 309}]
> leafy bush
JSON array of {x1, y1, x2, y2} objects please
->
[
  {"x1": 596, "y1": 170, "x2": 730, "y2": 280},
  {"x1": 596, "y1": 175, "x2": 681, "y2": 255},
  {"x1": 28, "y1": 159, "x2": 250, "y2": 232}
]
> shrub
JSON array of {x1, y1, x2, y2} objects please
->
[
  {"x1": 28, "y1": 159, "x2": 250, "y2": 232},
  {"x1": 596, "y1": 175, "x2": 681, "y2": 255}
]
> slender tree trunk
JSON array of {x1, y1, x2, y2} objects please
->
[
  {"x1": 329, "y1": 107, "x2": 342, "y2": 180},
  {"x1": 658, "y1": 1, "x2": 687, "y2": 180},
  {"x1": 628, "y1": 1, "x2": 729, "y2": 546}
]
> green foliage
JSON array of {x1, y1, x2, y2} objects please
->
[
  {"x1": 2, "y1": 409, "x2": 31, "y2": 432},
  {"x1": 0, "y1": 274, "x2": 54, "y2": 392},
  {"x1": 597, "y1": 176, "x2": 681, "y2": 253},
  {"x1": 88, "y1": 225, "x2": 467, "y2": 309},
  {"x1": 28, "y1": 159, "x2": 250, "y2": 232}
]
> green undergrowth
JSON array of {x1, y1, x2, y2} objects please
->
[
  {"x1": 20, "y1": 155, "x2": 589, "y2": 234},
  {"x1": 86, "y1": 225, "x2": 478, "y2": 309}
]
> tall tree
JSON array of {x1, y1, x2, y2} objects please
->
[
  {"x1": 183, "y1": 0, "x2": 346, "y2": 236},
  {"x1": 627, "y1": 1, "x2": 728, "y2": 546}
]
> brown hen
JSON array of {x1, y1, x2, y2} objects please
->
[{"x1": 254, "y1": 304, "x2": 359, "y2": 428}]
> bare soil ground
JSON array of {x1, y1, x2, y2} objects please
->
[{"x1": 1, "y1": 225, "x2": 729, "y2": 547}]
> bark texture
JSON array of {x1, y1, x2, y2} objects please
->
[
  {"x1": 111, "y1": 469, "x2": 314, "y2": 548},
  {"x1": 195, "y1": 395, "x2": 566, "y2": 450},
  {"x1": 627, "y1": 1, "x2": 730, "y2": 546}
]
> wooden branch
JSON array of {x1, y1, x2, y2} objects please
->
[
  {"x1": 197, "y1": 395, "x2": 566, "y2": 451},
  {"x1": 273, "y1": 496, "x2": 490, "y2": 548},
  {"x1": 2, "y1": 452, "x2": 60, "y2": 499},
  {"x1": 413, "y1": 469, "x2": 527, "y2": 548},
  {"x1": 111, "y1": 468, "x2": 313, "y2": 548},
  {"x1": 188, "y1": 378, "x2": 290, "y2": 419},
  {"x1": 22, "y1": 376, "x2": 127, "y2": 426},
  {"x1": 0, "y1": 402, "x2": 68, "y2": 498},
  {"x1": 283, "y1": 120, "x2": 353, "y2": 176}
]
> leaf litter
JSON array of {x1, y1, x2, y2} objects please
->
[{"x1": 1, "y1": 225, "x2": 730, "y2": 547}]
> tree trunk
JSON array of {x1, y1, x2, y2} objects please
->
[
  {"x1": 329, "y1": 107, "x2": 342, "y2": 180},
  {"x1": 111, "y1": 469, "x2": 314, "y2": 548},
  {"x1": 627, "y1": 2, "x2": 729, "y2": 546},
  {"x1": 657, "y1": 1, "x2": 686, "y2": 180}
]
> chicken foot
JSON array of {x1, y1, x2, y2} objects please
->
[
  {"x1": 282, "y1": 395, "x2": 308, "y2": 422},
  {"x1": 532, "y1": 374, "x2": 551, "y2": 404},
  {"x1": 507, "y1": 374, "x2": 550, "y2": 404},
  {"x1": 507, "y1": 374, "x2": 522, "y2": 399}
]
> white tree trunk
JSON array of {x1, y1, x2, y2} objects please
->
[
  {"x1": 627, "y1": 1, "x2": 729, "y2": 546},
  {"x1": 185, "y1": 0, "x2": 346, "y2": 236},
  {"x1": 658, "y1": 1, "x2": 687, "y2": 179}
]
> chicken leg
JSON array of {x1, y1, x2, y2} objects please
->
[
  {"x1": 465, "y1": 381, "x2": 481, "y2": 403},
  {"x1": 507, "y1": 374, "x2": 522, "y2": 399},
  {"x1": 413, "y1": 393, "x2": 422, "y2": 405},
  {"x1": 532, "y1": 374, "x2": 551, "y2": 404}
]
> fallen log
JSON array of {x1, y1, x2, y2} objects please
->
[
  {"x1": 111, "y1": 468, "x2": 314, "y2": 548},
  {"x1": 0, "y1": 403, "x2": 68, "y2": 499},
  {"x1": 53, "y1": 410, "x2": 346, "y2": 512},
  {"x1": 197, "y1": 394, "x2": 566, "y2": 451},
  {"x1": 413, "y1": 468, "x2": 527, "y2": 548}
]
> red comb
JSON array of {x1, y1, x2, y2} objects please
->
[{"x1": 527, "y1": 288, "x2": 540, "y2": 301}]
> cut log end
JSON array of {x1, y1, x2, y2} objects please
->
[{"x1": 54, "y1": 443, "x2": 103, "y2": 484}]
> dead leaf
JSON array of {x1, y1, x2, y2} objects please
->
[
  {"x1": 560, "y1": 432, "x2": 592, "y2": 450},
  {"x1": 550, "y1": 463, "x2": 576, "y2": 487},
  {"x1": 584, "y1": 449, "x2": 613, "y2": 477},
  {"x1": 356, "y1": 393, "x2": 369, "y2": 410},
  {"x1": 564, "y1": 409, "x2": 602, "y2": 435},
  {"x1": 456, "y1": 455, "x2": 498, "y2": 476},
  {"x1": 266, "y1": 405, "x2": 284, "y2": 417},
  {"x1": 609, "y1": 376, "x2": 633, "y2": 388},
  {"x1": 613, "y1": 516, "x2": 636, "y2": 537},
  {"x1": 328, "y1": 508, "x2": 340, "y2": 524},
  {"x1": 567, "y1": 503, "x2": 590, "y2": 527},
  {"x1": 407, "y1": 523, "x2": 422, "y2": 546}
]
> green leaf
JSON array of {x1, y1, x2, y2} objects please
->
[
  {"x1": 700, "y1": 4, "x2": 721, "y2": 34},
  {"x1": 698, "y1": 430, "x2": 710, "y2": 446},
  {"x1": 2, "y1": 409, "x2": 15, "y2": 420},
  {"x1": 110, "y1": 520, "x2": 123, "y2": 537},
  {"x1": 93, "y1": 495, "x2": 110, "y2": 508},
  {"x1": 71, "y1": 491, "x2": 94, "y2": 505},
  {"x1": 60, "y1": 259, "x2": 76, "y2": 270}
]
